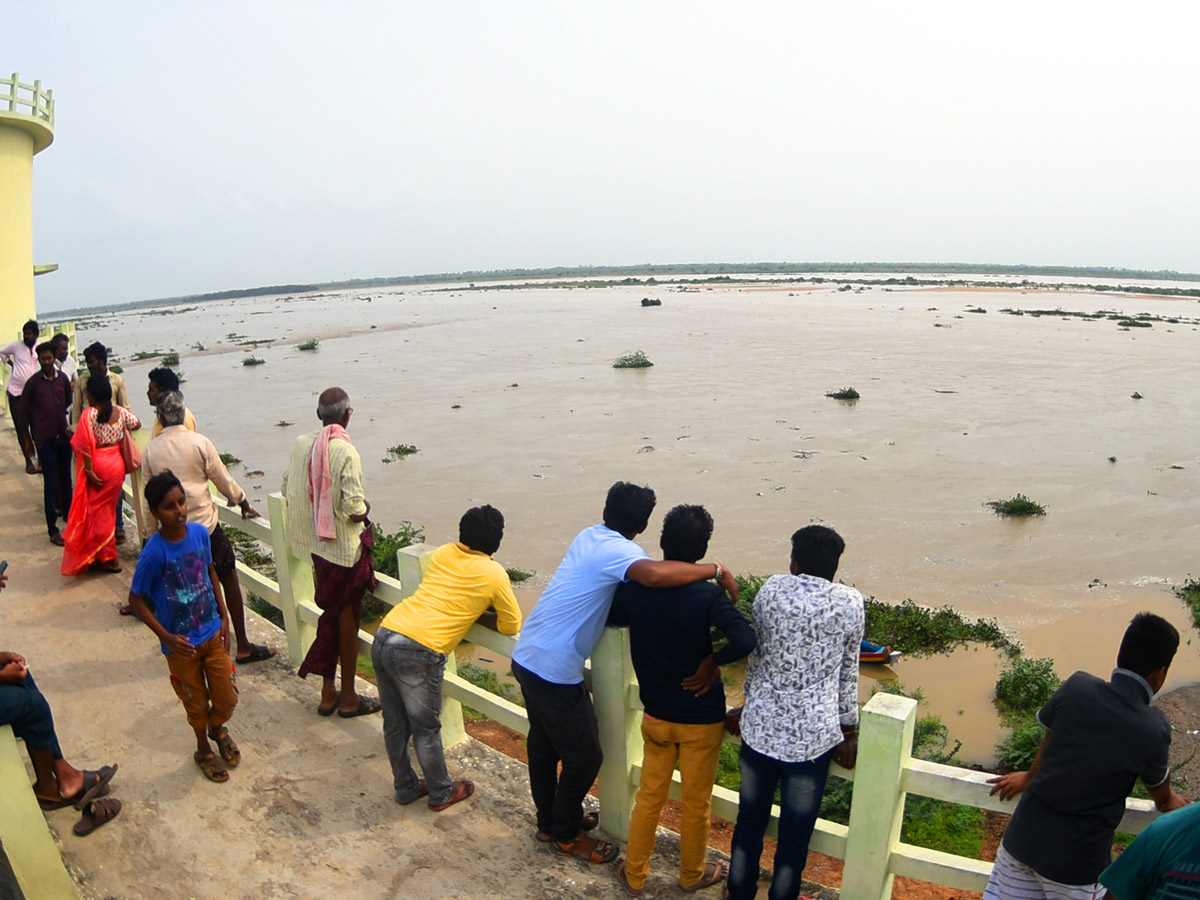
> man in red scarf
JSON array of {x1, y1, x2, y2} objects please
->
[{"x1": 281, "y1": 387, "x2": 380, "y2": 718}]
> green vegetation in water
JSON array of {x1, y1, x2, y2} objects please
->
[
  {"x1": 613, "y1": 350, "x2": 654, "y2": 369},
  {"x1": 276, "y1": 420, "x2": 292, "y2": 427},
  {"x1": 966, "y1": 306, "x2": 987, "y2": 314},
  {"x1": 108, "y1": 364, "x2": 123, "y2": 374},
  {"x1": 825, "y1": 387, "x2": 860, "y2": 400},
  {"x1": 640, "y1": 297, "x2": 662, "y2": 307},
  {"x1": 160, "y1": 352, "x2": 180, "y2": 367},
  {"x1": 191, "y1": 342, "x2": 206, "y2": 351},
  {"x1": 218, "y1": 452, "x2": 240, "y2": 466},
  {"x1": 505, "y1": 567, "x2": 535, "y2": 583},
  {"x1": 298, "y1": 338, "x2": 320, "y2": 351},
  {"x1": 386, "y1": 443, "x2": 419, "y2": 459},
  {"x1": 370, "y1": 521, "x2": 425, "y2": 581},
  {"x1": 1116, "y1": 318, "x2": 1153, "y2": 328},
  {"x1": 995, "y1": 657, "x2": 1060, "y2": 715},
  {"x1": 985, "y1": 493, "x2": 1046, "y2": 517},
  {"x1": 130, "y1": 350, "x2": 161, "y2": 361},
  {"x1": 1174, "y1": 577, "x2": 1200, "y2": 630},
  {"x1": 1108, "y1": 456, "x2": 1118, "y2": 463},
  {"x1": 242, "y1": 356, "x2": 265, "y2": 366},
  {"x1": 1131, "y1": 392, "x2": 1144, "y2": 399},
  {"x1": 863, "y1": 598, "x2": 1016, "y2": 657}
]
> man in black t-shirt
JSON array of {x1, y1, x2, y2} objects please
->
[
  {"x1": 984, "y1": 613, "x2": 1188, "y2": 900},
  {"x1": 607, "y1": 504, "x2": 755, "y2": 897}
]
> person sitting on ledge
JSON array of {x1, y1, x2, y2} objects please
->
[
  {"x1": 281, "y1": 387, "x2": 381, "y2": 718},
  {"x1": 510, "y1": 481, "x2": 739, "y2": 867},
  {"x1": 140, "y1": 390, "x2": 274, "y2": 664},
  {"x1": 372, "y1": 504, "x2": 522, "y2": 812},
  {"x1": 984, "y1": 611, "x2": 1188, "y2": 900},
  {"x1": 0, "y1": 565, "x2": 121, "y2": 833}
]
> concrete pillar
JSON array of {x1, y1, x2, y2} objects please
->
[{"x1": 592, "y1": 626, "x2": 642, "y2": 841}]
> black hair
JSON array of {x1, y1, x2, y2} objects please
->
[
  {"x1": 22, "y1": 319, "x2": 38, "y2": 335},
  {"x1": 603, "y1": 481, "x2": 657, "y2": 536},
  {"x1": 147, "y1": 367, "x2": 181, "y2": 392},
  {"x1": 790, "y1": 525, "x2": 845, "y2": 581},
  {"x1": 1117, "y1": 612, "x2": 1179, "y2": 678},
  {"x1": 35, "y1": 341, "x2": 56, "y2": 358},
  {"x1": 660, "y1": 504, "x2": 713, "y2": 563},
  {"x1": 86, "y1": 373, "x2": 112, "y2": 404},
  {"x1": 144, "y1": 469, "x2": 184, "y2": 512},
  {"x1": 51, "y1": 333, "x2": 69, "y2": 349},
  {"x1": 458, "y1": 505, "x2": 505, "y2": 556},
  {"x1": 83, "y1": 341, "x2": 108, "y2": 364}
]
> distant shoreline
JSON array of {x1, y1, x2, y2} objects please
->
[{"x1": 43, "y1": 261, "x2": 1200, "y2": 319}]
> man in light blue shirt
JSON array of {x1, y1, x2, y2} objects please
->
[{"x1": 511, "y1": 481, "x2": 738, "y2": 866}]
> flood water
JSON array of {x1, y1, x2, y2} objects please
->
[{"x1": 72, "y1": 276, "x2": 1200, "y2": 763}]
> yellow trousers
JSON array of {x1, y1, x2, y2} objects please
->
[{"x1": 624, "y1": 716, "x2": 725, "y2": 890}]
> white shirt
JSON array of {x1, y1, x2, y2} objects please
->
[
  {"x1": 740, "y1": 573, "x2": 864, "y2": 763},
  {"x1": 1, "y1": 340, "x2": 39, "y2": 397}
]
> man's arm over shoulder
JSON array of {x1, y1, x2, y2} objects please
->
[{"x1": 627, "y1": 559, "x2": 738, "y2": 597}]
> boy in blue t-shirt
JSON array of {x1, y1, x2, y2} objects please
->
[{"x1": 128, "y1": 470, "x2": 240, "y2": 783}]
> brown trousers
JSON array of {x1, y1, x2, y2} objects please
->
[{"x1": 166, "y1": 632, "x2": 239, "y2": 731}]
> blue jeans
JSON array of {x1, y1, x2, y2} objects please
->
[
  {"x1": 0, "y1": 671, "x2": 62, "y2": 758},
  {"x1": 728, "y1": 742, "x2": 833, "y2": 900},
  {"x1": 371, "y1": 627, "x2": 452, "y2": 805}
]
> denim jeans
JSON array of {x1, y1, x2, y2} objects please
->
[
  {"x1": 371, "y1": 627, "x2": 451, "y2": 805},
  {"x1": 728, "y1": 741, "x2": 833, "y2": 900},
  {"x1": 512, "y1": 660, "x2": 603, "y2": 842},
  {"x1": 36, "y1": 438, "x2": 72, "y2": 536}
]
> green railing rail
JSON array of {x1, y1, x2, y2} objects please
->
[
  {"x1": 2, "y1": 74, "x2": 55, "y2": 128},
  {"x1": 119, "y1": 474, "x2": 1162, "y2": 899}
]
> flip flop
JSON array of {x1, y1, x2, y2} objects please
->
[
  {"x1": 235, "y1": 643, "x2": 275, "y2": 664},
  {"x1": 537, "y1": 810, "x2": 599, "y2": 842},
  {"x1": 428, "y1": 779, "x2": 474, "y2": 812},
  {"x1": 337, "y1": 695, "x2": 382, "y2": 718},
  {"x1": 316, "y1": 703, "x2": 337, "y2": 717},
  {"x1": 681, "y1": 860, "x2": 729, "y2": 892},
  {"x1": 194, "y1": 751, "x2": 229, "y2": 783},
  {"x1": 397, "y1": 779, "x2": 428, "y2": 805},
  {"x1": 119, "y1": 604, "x2": 136, "y2": 616},
  {"x1": 209, "y1": 726, "x2": 241, "y2": 768},
  {"x1": 554, "y1": 834, "x2": 619, "y2": 865},
  {"x1": 616, "y1": 861, "x2": 644, "y2": 897},
  {"x1": 38, "y1": 763, "x2": 118, "y2": 810},
  {"x1": 73, "y1": 797, "x2": 121, "y2": 836}
]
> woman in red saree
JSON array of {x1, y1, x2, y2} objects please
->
[{"x1": 61, "y1": 374, "x2": 141, "y2": 575}]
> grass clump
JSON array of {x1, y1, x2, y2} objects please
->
[
  {"x1": 298, "y1": 338, "x2": 320, "y2": 351},
  {"x1": 386, "y1": 443, "x2": 419, "y2": 459},
  {"x1": 505, "y1": 567, "x2": 535, "y2": 583},
  {"x1": 825, "y1": 386, "x2": 860, "y2": 400},
  {"x1": 370, "y1": 521, "x2": 425, "y2": 580},
  {"x1": 995, "y1": 657, "x2": 1060, "y2": 715},
  {"x1": 1131, "y1": 391, "x2": 1144, "y2": 399},
  {"x1": 242, "y1": 356, "x2": 265, "y2": 366},
  {"x1": 1174, "y1": 577, "x2": 1200, "y2": 630},
  {"x1": 985, "y1": 493, "x2": 1046, "y2": 517},
  {"x1": 613, "y1": 350, "x2": 654, "y2": 369},
  {"x1": 863, "y1": 598, "x2": 1015, "y2": 657},
  {"x1": 109, "y1": 364, "x2": 123, "y2": 374},
  {"x1": 160, "y1": 352, "x2": 180, "y2": 367},
  {"x1": 131, "y1": 350, "x2": 161, "y2": 361},
  {"x1": 218, "y1": 452, "x2": 240, "y2": 466}
]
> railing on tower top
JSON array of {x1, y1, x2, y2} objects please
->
[{"x1": 2, "y1": 74, "x2": 55, "y2": 127}]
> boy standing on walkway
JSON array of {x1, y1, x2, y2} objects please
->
[
  {"x1": 128, "y1": 470, "x2": 241, "y2": 783},
  {"x1": 372, "y1": 504, "x2": 522, "y2": 812},
  {"x1": 511, "y1": 481, "x2": 739, "y2": 866},
  {"x1": 608, "y1": 504, "x2": 755, "y2": 896},
  {"x1": 984, "y1": 612, "x2": 1187, "y2": 900}
]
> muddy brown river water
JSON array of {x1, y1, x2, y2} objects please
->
[{"x1": 72, "y1": 276, "x2": 1200, "y2": 763}]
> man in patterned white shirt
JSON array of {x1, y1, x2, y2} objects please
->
[{"x1": 725, "y1": 525, "x2": 864, "y2": 900}]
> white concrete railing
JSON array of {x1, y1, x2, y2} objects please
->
[
  {"x1": 121, "y1": 475, "x2": 1161, "y2": 899},
  {"x1": 1, "y1": 73, "x2": 54, "y2": 126}
]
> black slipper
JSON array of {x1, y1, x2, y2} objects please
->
[
  {"x1": 316, "y1": 703, "x2": 337, "y2": 717},
  {"x1": 338, "y1": 695, "x2": 382, "y2": 718},
  {"x1": 236, "y1": 643, "x2": 275, "y2": 665}
]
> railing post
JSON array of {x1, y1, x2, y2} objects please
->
[
  {"x1": 592, "y1": 626, "x2": 642, "y2": 841},
  {"x1": 393, "y1": 543, "x2": 466, "y2": 747},
  {"x1": 842, "y1": 692, "x2": 919, "y2": 900},
  {"x1": 266, "y1": 492, "x2": 315, "y2": 662}
]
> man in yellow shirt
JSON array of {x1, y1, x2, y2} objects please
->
[
  {"x1": 372, "y1": 505, "x2": 522, "y2": 812},
  {"x1": 146, "y1": 368, "x2": 196, "y2": 436}
]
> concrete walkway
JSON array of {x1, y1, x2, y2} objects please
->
[{"x1": 0, "y1": 438, "x2": 676, "y2": 900}]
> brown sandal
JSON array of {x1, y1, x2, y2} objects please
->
[
  {"x1": 74, "y1": 797, "x2": 121, "y2": 836},
  {"x1": 537, "y1": 810, "x2": 599, "y2": 842},
  {"x1": 194, "y1": 751, "x2": 229, "y2": 783},
  {"x1": 428, "y1": 779, "x2": 474, "y2": 811},
  {"x1": 554, "y1": 833, "x2": 618, "y2": 865},
  {"x1": 682, "y1": 859, "x2": 729, "y2": 892},
  {"x1": 209, "y1": 726, "x2": 241, "y2": 768}
]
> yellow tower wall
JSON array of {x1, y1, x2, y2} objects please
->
[{"x1": 0, "y1": 124, "x2": 36, "y2": 342}]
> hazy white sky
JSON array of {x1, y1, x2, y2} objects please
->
[{"x1": 8, "y1": 1, "x2": 1200, "y2": 309}]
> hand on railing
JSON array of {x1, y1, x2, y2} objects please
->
[{"x1": 987, "y1": 770, "x2": 1030, "y2": 801}]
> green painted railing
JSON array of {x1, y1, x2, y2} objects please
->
[
  {"x1": 2, "y1": 74, "x2": 54, "y2": 128},
  {"x1": 118, "y1": 476, "x2": 1162, "y2": 899}
]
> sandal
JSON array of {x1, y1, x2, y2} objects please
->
[
  {"x1": 537, "y1": 810, "x2": 599, "y2": 842},
  {"x1": 397, "y1": 779, "x2": 428, "y2": 805},
  {"x1": 428, "y1": 779, "x2": 474, "y2": 811},
  {"x1": 49, "y1": 533, "x2": 64, "y2": 547},
  {"x1": 682, "y1": 859, "x2": 729, "y2": 892},
  {"x1": 36, "y1": 764, "x2": 118, "y2": 810},
  {"x1": 194, "y1": 751, "x2": 229, "y2": 783},
  {"x1": 554, "y1": 833, "x2": 619, "y2": 865},
  {"x1": 26, "y1": 462, "x2": 38, "y2": 475},
  {"x1": 337, "y1": 695, "x2": 382, "y2": 718},
  {"x1": 235, "y1": 643, "x2": 275, "y2": 664},
  {"x1": 616, "y1": 861, "x2": 644, "y2": 897},
  {"x1": 73, "y1": 797, "x2": 121, "y2": 836},
  {"x1": 119, "y1": 604, "x2": 136, "y2": 616},
  {"x1": 209, "y1": 726, "x2": 241, "y2": 768}
]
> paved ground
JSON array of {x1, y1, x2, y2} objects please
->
[{"x1": 0, "y1": 437, "x2": 707, "y2": 900}]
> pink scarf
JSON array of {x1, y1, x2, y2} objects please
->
[{"x1": 308, "y1": 424, "x2": 350, "y2": 542}]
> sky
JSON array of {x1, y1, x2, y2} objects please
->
[{"x1": 7, "y1": 1, "x2": 1200, "y2": 310}]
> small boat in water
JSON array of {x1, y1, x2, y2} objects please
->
[{"x1": 860, "y1": 640, "x2": 902, "y2": 665}]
